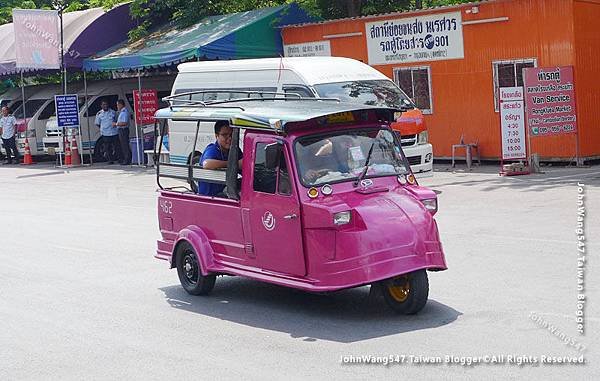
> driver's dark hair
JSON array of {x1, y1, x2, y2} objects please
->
[
  {"x1": 100, "y1": 98, "x2": 108, "y2": 105},
  {"x1": 214, "y1": 120, "x2": 229, "y2": 135}
]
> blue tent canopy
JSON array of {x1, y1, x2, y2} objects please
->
[{"x1": 83, "y1": 3, "x2": 314, "y2": 72}]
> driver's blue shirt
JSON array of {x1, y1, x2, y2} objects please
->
[{"x1": 197, "y1": 141, "x2": 243, "y2": 196}]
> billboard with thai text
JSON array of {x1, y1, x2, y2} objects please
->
[
  {"x1": 523, "y1": 66, "x2": 577, "y2": 136},
  {"x1": 365, "y1": 11, "x2": 464, "y2": 65}
]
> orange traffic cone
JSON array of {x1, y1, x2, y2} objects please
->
[
  {"x1": 70, "y1": 134, "x2": 81, "y2": 166},
  {"x1": 22, "y1": 138, "x2": 34, "y2": 165},
  {"x1": 64, "y1": 137, "x2": 72, "y2": 166}
]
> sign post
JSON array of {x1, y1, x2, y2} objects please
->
[
  {"x1": 55, "y1": 94, "x2": 82, "y2": 166},
  {"x1": 523, "y1": 66, "x2": 578, "y2": 165},
  {"x1": 133, "y1": 89, "x2": 159, "y2": 165},
  {"x1": 498, "y1": 87, "x2": 529, "y2": 176}
]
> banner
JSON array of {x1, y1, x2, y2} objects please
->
[
  {"x1": 12, "y1": 9, "x2": 60, "y2": 70},
  {"x1": 365, "y1": 11, "x2": 464, "y2": 65},
  {"x1": 523, "y1": 66, "x2": 577, "y2": 136},
  {"x1": 133, "y1": 89, "x2": 159, "y2": 125},
  {"x1": 499, "y1": 87, "x2": 526, "y2": 160}
]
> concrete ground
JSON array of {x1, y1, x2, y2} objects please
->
[{"x1": 0, "y1": 162, "x2": 598, "y2": 380}]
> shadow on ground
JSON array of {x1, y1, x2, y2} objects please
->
[{"x1": 160, "y1": 276, "x2": 461, "y2": 343}]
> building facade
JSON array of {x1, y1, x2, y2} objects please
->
[{"x1": 282, "y1": 0, "x2": 600, "y2": 161}]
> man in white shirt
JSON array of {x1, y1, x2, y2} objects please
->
[
  {"x1": 94, "y1": 99, "x2": 118, "y2": 164},
  {"x1": 0, "y1": 106, "x2": 19, "y2": 164}
]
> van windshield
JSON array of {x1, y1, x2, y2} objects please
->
[
  {"x1": 294, "y1": 128, "x2": 408, "y2": 187},
  {"x1": 313, "y1": 80, "x2": 415, "y2": 109},
  {"x1": 12, "y1": 99, "x2": 48, "y2": 119}
]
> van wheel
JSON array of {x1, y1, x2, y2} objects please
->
[
  {"x1": 379, "y1": 270, "x2": 428, "y2": 314},
  {"x1": 176, "y1": 242, "x2": 216, "y2": 295}
]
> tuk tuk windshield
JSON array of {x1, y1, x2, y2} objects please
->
[{"x1": 295, "y1": 128, "x2": 409, "y2": 187}]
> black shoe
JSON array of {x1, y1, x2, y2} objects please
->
[
  {"x1": 107, "y1": 161, "x2": 114, "y2": 165},
  {"x1": 120, "y1": 162, "x2": 128, "y2": 166}
]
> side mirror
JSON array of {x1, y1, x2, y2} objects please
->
[{"x1": 265, "y1": 141, "x2": 282, "y2": 169}]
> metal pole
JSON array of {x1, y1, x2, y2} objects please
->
[
  {"x1": 575, "y1": 129, "x2": 581, "y2": 166},
  {"x1": 84, "y1": 70, "x2": 92, "y2": 164},
  {"x1": 135, "y1": 69, "x2": 142, "y2": 166},
  {"x1": 20, "y1": 71, "x2": 26, "y2": 154},
  {"x1": 20, "y1": 71, "x2": 26, "y2": 120},
  {"x1": 59, "y1": 7, "x2": 66, "y2": 95}
]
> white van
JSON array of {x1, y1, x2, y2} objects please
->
[
  {"x1": 43, "y1": 76, "x2": 175, "y2": 159},
  {"x1": 11, "y1": 84, "x2": 63, "y2": 155},
  {"x1": 0, "y1": 87, "x2": 24, "y2": 110},
  {"x1": 168, "y1": 57, "x2": 433, "y2": 172}
]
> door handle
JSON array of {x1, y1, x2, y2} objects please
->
[{"x1": 283, "y1": 213, "x2": 298, "y2": 220}]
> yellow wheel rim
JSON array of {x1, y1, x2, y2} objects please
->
[{"x1": 388, "y1": 276, "x2": 410, "y2": 302}]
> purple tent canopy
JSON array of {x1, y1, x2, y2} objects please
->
[{"x1": 0, "y1": 3, "x2": 136, "y2": 78}]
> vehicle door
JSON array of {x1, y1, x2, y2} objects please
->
[{"x1": 249, "y1": 138, "x2": 305, "y2": 277}]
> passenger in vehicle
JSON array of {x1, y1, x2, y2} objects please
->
[{"x1": 197, "y1": 120, "x2": 243, "y2": 196}]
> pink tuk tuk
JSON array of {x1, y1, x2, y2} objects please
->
[{"x1": 154, "y1": 92, "x2": 447, "y2": 314}]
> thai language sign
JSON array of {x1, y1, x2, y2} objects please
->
[
  {"x1": 499, "y1": 87, "x2": 527, "y2": 160},
  {"x1": 133, "y1": 89, "x2": 159, "y2": 125},
  {"x1": 55, "y1": 94, "x2": 80, "y2": 128},
  {"x1": 12, "y1": 9, "x2": 60, "y2": 69},
  {"x1": 284, "y1": 41, "x2": 331, "y2": 57},
  {"x1": 365, "y1": 11, "x2": 464, "y2": 65},
  {"x1": 523, "y1": 66, "x2": 577, "y2": 136}
]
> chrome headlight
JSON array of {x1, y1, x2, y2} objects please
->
[
  {"x1": 421, "y1": 198, "x2": 437, "y2": 214},
  {"x1": 333, "y1": 211, "x2": 352, "y2": 226},
  {"x1": 417, "y1": 131, "x2": 429, "y2": 144}
]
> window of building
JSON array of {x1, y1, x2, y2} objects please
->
[
  {"x1": 492, "y1": 58, "x2": 537, "y2": 111},
  {"x1": 393, "y1": 66, "x2": 433, "y2": 114}
]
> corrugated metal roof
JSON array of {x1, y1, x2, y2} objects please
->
[{"x1": 283, "y1": 0, "x2": 495, "y2": 28}]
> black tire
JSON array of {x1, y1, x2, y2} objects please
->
[
  {"x1": 92, "y1": 136, "x2": 107, "y2": 163},
  {"x1": 175, "y1": 242, "x2": 216, "y2": 295},
  {"x1": 379, "y1": 270, "x2": 429, "y2": 314}
]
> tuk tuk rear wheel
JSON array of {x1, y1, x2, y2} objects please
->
[
  {"x1": 176, "y1": 242, "x2": 216, "y2": 296},
  {"x1": 379, "y1": 270, "x2": 429, "y2": 314}
]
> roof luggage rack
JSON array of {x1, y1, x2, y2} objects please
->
[{"x1": 162, "y1": 90, "x2": 339, "y2": 110}]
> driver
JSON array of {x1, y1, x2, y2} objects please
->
[
  {"x1": 303, "y1": 136, "x2": 356, "y2": 183},
  {"x1": 197, "y1": 120, "x2": 243, "y2": 196}
]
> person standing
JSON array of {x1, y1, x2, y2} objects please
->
[
  {"x1": 113, "y1": 99, "x2": 131, "y2": 165},
  {"x1": 94, "y1": 99, "x2": 118, "y2": 164},
  {"x1": 0, "y1": 106, "x2": 20, "y2": 164}
]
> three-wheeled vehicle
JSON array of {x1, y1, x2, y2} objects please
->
[{"x1": 153, "y1": 92, "x2": 447, "y2": 314}]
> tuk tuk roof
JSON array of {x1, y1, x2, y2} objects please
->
[{"x1": 154, "y1": 100, "x2": 398, "y2": 132}]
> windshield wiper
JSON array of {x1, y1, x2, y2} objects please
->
[{"x1": 353, "y1": 141, "x2": 375, "y2": 187}]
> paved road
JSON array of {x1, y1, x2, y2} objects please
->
[{"x1": 1, "y1": 163, "x2": 598, "y2": 380}]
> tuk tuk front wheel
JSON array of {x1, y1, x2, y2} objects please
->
[
  {"x1": 379, "y1": 270, "x2": 429, "y2": 314},
  {"x1": 176, "y1": 242, "x2": 216, "y2": 296}
]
